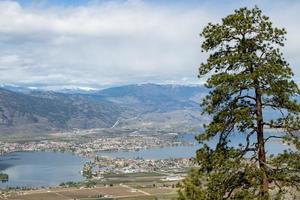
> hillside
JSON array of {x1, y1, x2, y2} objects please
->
[
  {"x1": 0, "y1": 88, "x2": 124, "y2": 135},
  {"x1": 91, "y1": 84, "x2": 207, "y2": 111},
  {"x1": 0, "y1": 84, "x2": 208, "y2": 136}
]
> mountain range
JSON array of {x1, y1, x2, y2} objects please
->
[{"x1": 0, "y1": 84, "x2": 208, "y2": 136}]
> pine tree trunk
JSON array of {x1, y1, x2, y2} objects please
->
[{"x1": 255, "y1": 88, "x2": 269, "y2": 198}]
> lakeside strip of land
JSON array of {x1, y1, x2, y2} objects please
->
[{"x1": 0, "y1": 133, "x2": 193, "y2": 158}]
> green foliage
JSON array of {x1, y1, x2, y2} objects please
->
[
  {"x1": 85, "y1": 180, "x2": 97, "y2": 188},
  {"x1": 59, "y1": 181, "x2": 80, "y2": 187},
  {"x1": 178, "y1": 6, "x2": 300, "y2": 200},
  {"x1": 0, "y1": 173, "x2": 8, "y2": 181}
]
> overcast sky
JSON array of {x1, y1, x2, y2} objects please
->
[{"x1": 0, "y1": 0, "x2": 299, "y2": 89}]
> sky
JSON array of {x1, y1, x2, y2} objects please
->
[{"x1": 0, "y1": 0, "x2": 299, "y2": 90}]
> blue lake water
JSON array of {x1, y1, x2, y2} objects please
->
[
  {"x1": 98, "y1": 133, "x2": 292, "y2": 159},
  {"x1": 0, "y1": 151, "x2": 88, "y2": 188},
  {"x1": 0, "y1": 134, "x2": 293, "y2": 188}
]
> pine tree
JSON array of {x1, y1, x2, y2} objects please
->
[{"x1": 178, "y1": 6, "x2": 300, "y2": 200}]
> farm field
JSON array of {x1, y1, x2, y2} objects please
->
[
  {"x1": 6, "y1": 173, "x2": 180, "y2": 200},
  {"x1": 7, "y1": 185, "x2": 177, "y2": 200}
]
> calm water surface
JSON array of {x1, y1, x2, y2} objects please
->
[
  {"x1": 0, "y1": 151, "x2": 88, "y2": 188},
  {"x1": 0, "y1": 134, "x2": 292, "y2": 188},
  {"x1": 98, "y1": 133, "x2": 292, "y2": 159}
]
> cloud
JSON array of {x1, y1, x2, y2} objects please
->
[{"x1": 0, "y1": 0, "x2": 299, "y2": 88}]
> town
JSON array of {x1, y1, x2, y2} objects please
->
[
  {"x1": 82, "y1": 156, "x2": 196, "y2": 179},
  {"x1": 0, "y1": 133, "x2": 193, "y2": 157}
]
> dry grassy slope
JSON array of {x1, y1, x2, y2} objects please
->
[
  {"x1": 0, "y1": 84, "x2": 208, "y2": 136},
  {"x1": 0, "y1": 88, "x2": 123, "y2": 135}
]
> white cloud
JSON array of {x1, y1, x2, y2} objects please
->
[{"x1": 0, "y1": 0, "x2": 299, "y2": 88}]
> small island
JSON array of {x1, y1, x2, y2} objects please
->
[{"x1": 0, "y1": 173, "x2": 9, "y2": 182}]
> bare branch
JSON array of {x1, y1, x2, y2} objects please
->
[{"x1": 264, "y1": 135, "x2": 284, "y2": 143}]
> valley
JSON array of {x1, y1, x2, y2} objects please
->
[
  {"x1": 0, "y1": 84, "x2": 207, "y2": 199},
  {"x1": 0, "y1": 84, "x2": 207, "y2": 137}
]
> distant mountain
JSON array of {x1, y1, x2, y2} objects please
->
[
  {"x1": 0, "y1": 88, "x2": 124, "y2": 135},
  {"x1": 84, "y1": 84, "x2": 209, "y2": 132},
  {"x1": 0, "y1": 84, "x2": 208, "y2": 136},
  {"x1": 0, "y1": 84, "x2": 33, "y2": 93},
  {"x1": 91, "y1": 84, "x2": 207, "y2": 112}
]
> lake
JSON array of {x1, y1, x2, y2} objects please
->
[
  {"x1": 98, "y1": 133, "x2": 292, "y2": 159},
  {"x1": 0, "y1": 134, "x2": 293, "y2": 188},
  {"x1": 0, "y1": 151, "x2": 88, "y2": 188}
]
